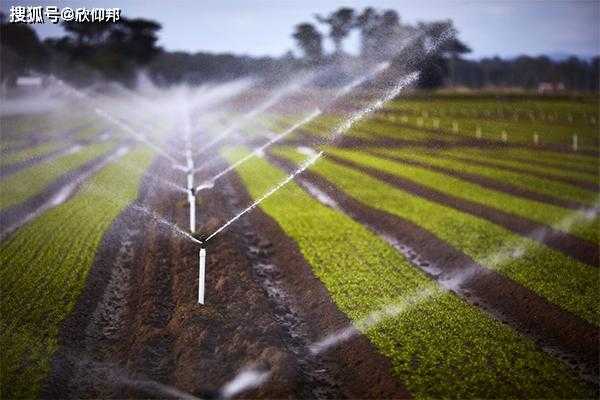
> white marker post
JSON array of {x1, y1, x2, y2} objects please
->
[
  {"x1": 198, "y1": 248, "x2": 206, "y2": 304},
  {"x1": 573, "y1": 134, "x2": 578, "y2": 151},
  {"x1": 501, "y1": 131, "x2": 507, "y2": 142},
  {"x1": 476, "y1": 126, "x2": 482, "y2": 139},
  {"x1": 533, "y1": 133, "x2": 539, "y2": 145},
  {"x1": 452, "y1": 121, "x2": 459, "y2": 133}
]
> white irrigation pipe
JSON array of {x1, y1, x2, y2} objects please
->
[{"x1": 198, "y1": 248, "x2": 206, "y2": 304}]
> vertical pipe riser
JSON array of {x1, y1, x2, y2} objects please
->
[{"x1": 199, "y1": 248, "x2": 206, "y2": 304}]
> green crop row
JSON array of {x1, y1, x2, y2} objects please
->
[
  {"x1": 383, "y1": 97, "x2": 598, "y2": 129},
  {"x1": 0, "y1": 141, "x2": 65, "y2": 169},
  {"x1": 476, "y1": 147, "x2": 598, "y2": 173},
  {"x1": 0, "y1": 147, "x2": 154, "y2": 399},
  {"x1": 326, "y1": 147, "x2": 598, "y2": 244},
  {"x1": 379, "y1": 112, "x2": 598, "y2": 150},
  {"x1": 376, "y1": 147, "x2": 599, "y2": 207},
  {"x1": 0, "y1": 141, "x2": 118, "y2": 210},
  {"x1": 275, "y1": 147, "x2": 599, "y2": 326},
  {"x1": 222, "y1": 146, "x2": 591, "y2": 398},
  {"x1": 438, "y1": 147, "x2": 598, "y2": 183}
]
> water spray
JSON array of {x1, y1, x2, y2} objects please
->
[
  {"x1": 195, "y1": 108, "x2": 322, "y2": 191},
  {"x1": 49, "y1": 76, "x2": 185, "y2": 168},
  {"x1": 193, "y1": 71, "x2": 319, "y2": 156}
]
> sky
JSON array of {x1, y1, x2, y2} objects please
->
[{"x1": 3, "y1": 0, "x2": 599, "y2": 59}]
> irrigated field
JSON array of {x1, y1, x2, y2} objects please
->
[{"x1": 1, "y1": 92, "x2": 598, "y2": 399}]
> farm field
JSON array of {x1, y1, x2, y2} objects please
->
[{"x1": 1, "y1": 91, "x2": 599, "y2": 400}]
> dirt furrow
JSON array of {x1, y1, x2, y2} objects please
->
[
  {"x1": 267, "y1": 152, "x2": 599, "y2": 389},
  {"x1": 325, "y1": 154, "x2": 599, "y2": 267}
]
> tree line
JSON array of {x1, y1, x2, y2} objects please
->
[{"x1": 1, "y1": 8, "x2": 598, "y2": 91}]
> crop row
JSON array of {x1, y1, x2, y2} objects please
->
[
  {"x1": 376, "y1": 147, "x2": 598, "y2": 208},
  {"x1": 0, "y1": 140, "x2": 119, "y2": 210},
  {"x1": 223, "y1": 146, "x2": 591, "y2": 398},
  {"x1": 382, "y1": 97, "x2": 598, "y2": 128},
  {"x1": 0, "y1": 147, "x2": 154, "y2": 399},
  {"x1": 274, "y1": 147, "x2": 599, "y2": 326},
  {"x1": 326, "y1": 147, "x2": 598, "y2": 243}
]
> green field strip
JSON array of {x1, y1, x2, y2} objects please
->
[
  {"x1": 376, "y1": 147, "x2": 598, "y2": 207},
  {"x1": 439, "y1": 148, "x2": 598, "y2": 183},
  {"x1": 0, "y1": 141, "x2": 118, "y2": 210},
  {"x1": 326, "y1": 148, "x2": 599, "y2": 243},
  {"x1": 72, "y1": 123, "x2": 108, "y2": 141},
  {"x1": 350, "y1": 119, "x2": 447, "y2": 142},
  {"x1": 2, "y1": 112, "x2": 96, "y2": 142},
  {"x1": 0, "y1": 141, "x2": 65, "y2": 168},
  {"x1": 275, "y1": 147, "x2": 599, "y2": 326},
  {"x1": 499, "y1": 147, "x2": 599, "y2": 171},
  {"x1": 0, "y1": 148, "x2": 154, "y2": 399},
  {"x1": 384, "y1": 98, "x2": 598, "y2": 129},
  {"x1": 223, "y1": 146, "x2": 591, "y2": 399},
  {"x1": 380, "y1": 107, "x2": 599, "y2": 149}
]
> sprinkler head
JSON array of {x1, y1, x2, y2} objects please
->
[
  {"x1": 196, "y1": 180, "x2": 214, "y2": 192},
  {"x1": 192, "y1": 231, "x2": 206, "y2": 243}
]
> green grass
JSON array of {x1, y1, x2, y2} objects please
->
[
  {"x1": 329, "y1": 147, "x2": 598, "y2": 243},
  {"x1": 223, "y1": 146, "x2": 591, "y2": 398},
  {"x1": 0, "y1": 141, "x2": 117, "y2": 210},
  {"x1": 0, "y1": 147, "x2": 154, "y2": 399},
  {"x1": 275, "y1": 147, "x2": 599, "y2": 326}
]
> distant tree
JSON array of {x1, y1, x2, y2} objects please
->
[
  {"x1": 315, "y1": 8, "x2": 355, "y2": 57},
  {"x1": 409, "y1": 20, "x2": 471, "y2": 89},
  {"x1": 292, "y1": 23, "x2": 323, "y2": 65},
  {"x1": 53, "y1": 17, "x2": 162, "y2": 85},
  {"x1": 0, "y1": 12, "x2": 48, "y2": 87},
  {"x1": 355, "y1": 8, "x2": 379, "y2": 59},
  {"x1": 590, "y1": 57, "x2": 599, "y2": 92}
]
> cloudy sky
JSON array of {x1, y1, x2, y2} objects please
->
[{"x1": 3, "y1": 0, "x2": 599, "y2": 59}]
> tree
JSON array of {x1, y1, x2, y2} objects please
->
[
  {"x1": 315, "y1": 8, "x2": 355, "y2": 57},
  {"x1": 54, "y1": 17, "x2": 162, "y2": 85},
  {"x1": 409, "y1": 20, "x2": 471, "y2": 88},
  {"x1": 292, "y1": 23, "x2": 323, "y2": 65},
  {"x1": 0, "y1": 13, "x2": 48, "y2": 87},
  {"x1": 355, "y1": 8, "x2": 379, "y2": 59}
]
